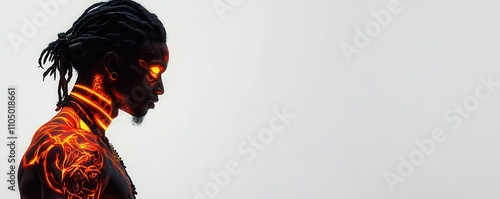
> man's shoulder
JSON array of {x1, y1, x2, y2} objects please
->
[
  {"x1": 32, "y1": 121, "x2": 97, "y2": 146},
  {"x1": 23, "y1": 119, "x2": 105, "y2": 166},
  {"x1": 20, "y1": 121, "x2": 110, "y2": 197}
]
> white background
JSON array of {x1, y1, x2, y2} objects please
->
[{"x1": 2, "y1": 0, "x2": 500, "y2": 198}]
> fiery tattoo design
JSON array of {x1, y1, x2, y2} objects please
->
[
  {"x1": 20, "y1": 75, "x2": 133, "y2": 198},
  {"x1": 139, "y1": 58, "x2": 164, "y2": 84}
]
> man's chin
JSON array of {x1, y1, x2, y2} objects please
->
[
  {"x1": 121, "y1": 107, "x2": 150, "y2": 125},
  {"x1": 132, "y1": 116, "x2": 145, "y2": 126},
  {"x1": 128, "y1": 109, "x2": 148, "y2": 126},
  {"x1": 123, "y1": 107, "x2": 149, "y2": 117}
]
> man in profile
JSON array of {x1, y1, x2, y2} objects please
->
[{"x1": 18, "y1": 0, "x2": 169, "y2": 198}]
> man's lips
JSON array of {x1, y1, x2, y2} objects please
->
[
  {"x1": 147, "y1": 97, "x2": 159, "y2": 109},
  {"x1": 147, "y1": 101, "x2": 156, "y2": 109}
]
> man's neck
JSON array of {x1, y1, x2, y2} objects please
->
[{"x1": 68, "y1": 74, "x2": 114, "y2": 133}]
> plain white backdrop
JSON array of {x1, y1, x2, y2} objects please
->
[{"x1": 2, "y1": 0, "x2": 500, "y2": 198}]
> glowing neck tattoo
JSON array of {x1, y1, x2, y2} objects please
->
[
  {"x1": 55, "y1": 74, "x2": 137, "y2": 197},
  {"x1": 61, "y1": 74, "x2": 113, "y2": 133}
]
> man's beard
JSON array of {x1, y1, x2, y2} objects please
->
[{"x1": 132, "y1": 116, "x2": 144, "y2": 126}]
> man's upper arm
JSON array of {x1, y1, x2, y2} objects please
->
[{"x1": 42, "y1": 131, "x2": 109, "y2": 198}]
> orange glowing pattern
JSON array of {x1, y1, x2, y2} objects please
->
[
  {"x1": 22, "y1": 111, "x2": 107, "y2": 197},
  {"x1": 139, "y1": 59, "x2": 165, "y2": 82},
  {"x1": 20, "y1": 77, "x2": 133, "y2": 198},
  {"x1": 150, "y1": 66, "x2": 161, "y2": 78},
  {"x1": 92, "y1": 74, "x2": 111, "y2": 105}
]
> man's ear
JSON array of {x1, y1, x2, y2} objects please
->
[{"x1": 103, "y1": 51, "x2": 120, "y2": 80}]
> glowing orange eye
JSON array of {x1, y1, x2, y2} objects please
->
[
  {"x1": 151, "y1": 66, "x2": 160, "y2": 74},
  {"x1": 150, "y1": 65, "x2": 161, "y2": 78}
]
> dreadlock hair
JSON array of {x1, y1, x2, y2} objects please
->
[{"x1": 38, "y1": 0, "x2": 166, "y2": 103}]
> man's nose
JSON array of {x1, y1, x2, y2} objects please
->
[{"x1": 154, "y1": 78, "x2": 164, "y2": 95}]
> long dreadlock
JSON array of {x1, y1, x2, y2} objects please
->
[{"x1": 38, "y1": 0, "x2": 166, "y2": 103}]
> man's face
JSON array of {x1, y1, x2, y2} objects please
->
[{"x1": 111, "y1": 41, "x2": 169, "y2": 119}]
